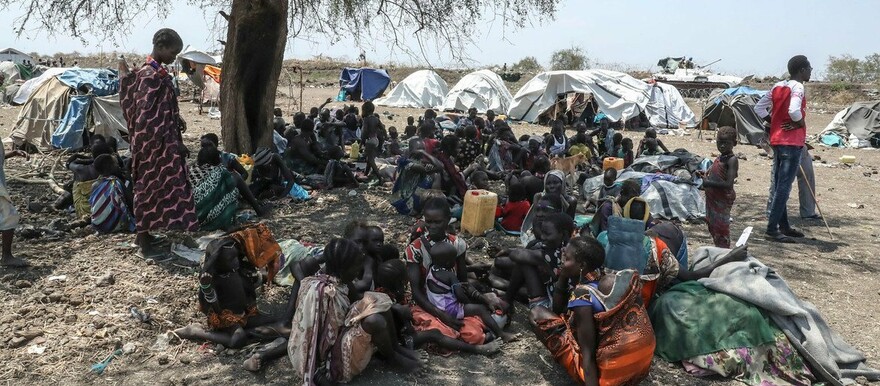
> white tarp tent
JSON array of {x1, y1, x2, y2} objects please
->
[
  {"x1": 177, "y1": 46, "x2": 217, "y2": 66},
  {"x1": 13, "y1": 67, "x2": 68, "y2": 105},
  {"x1": 646, "y1": 82, "x2": 697, "y2": 128},
  {"x1": 376, "y1": 70, "x2": 448, "y2": 108},
  {"x1": 508, "y1": 70, "x2": 650, "y2": 123},
  {"x1": 438, "y1": 69, "x2": 512, "y2": 114}
]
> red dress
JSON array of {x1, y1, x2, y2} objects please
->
[{"x1": 705, "y1": 154, "x2": 736, "y2": 248}]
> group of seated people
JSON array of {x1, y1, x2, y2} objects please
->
[
  {"x1": 163, "y1": 107, "x2": 843, "y2": 386},
  {"x1": 53, "y1": 101, "x2": 868, "y2": 385}
]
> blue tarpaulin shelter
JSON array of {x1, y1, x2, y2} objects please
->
[
  {"x1": 338, "y1": 68, "x2": 390, "y2": 101},
  {"x1": 50, "y1": 69, "x2": 120, "y2": 149},
  {"x1": 712, "y1": 86, "x2": 766, "y2": 104}
]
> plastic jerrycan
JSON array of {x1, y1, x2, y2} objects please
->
[
  {"x1": 603, "y1": 157, "x2": 624, "y2": 171},
  {"x1": 461, "y1": 189, "x2": 498, "y2": 235}
]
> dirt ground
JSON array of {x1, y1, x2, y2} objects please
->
[{"x1": 0, "y1": 85, "x2": 878, "y2": 386}]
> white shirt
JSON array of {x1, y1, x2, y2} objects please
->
[{"x1": 754, "y1": 80, "x2": 805, "y2": 122}]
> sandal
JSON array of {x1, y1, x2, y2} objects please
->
[
  {"x1": 765, "y1": 232, "x2": 796, "y2": 244},
  {"x1": 135, "y1": 249, "x2": 174, "y2": 263}
]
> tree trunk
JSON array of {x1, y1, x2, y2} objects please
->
[{"x1": 220, "y1": 0, "x2": 288, "y2": 154}]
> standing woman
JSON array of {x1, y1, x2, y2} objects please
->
[{"x1": 119, "y1": 29, "x2": 198, "y2": 259}]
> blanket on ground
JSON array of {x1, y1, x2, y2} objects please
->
[{"x1": 691, "y1": 247, "x2": 880, "y2": 386}]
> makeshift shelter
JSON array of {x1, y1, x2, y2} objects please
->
[
  {"x1": 10, "y1": 68, "x2": 128, "y2": 150},
  {"x1": 0, "y1": 61, "x2": 34, "y2": 85},
  {"x1": 582, "y1": 169, "x2": 705, "y2": 222},
  {"x1": 508, "y1": 70, "x2": 650, "y2": 123},
  {"x1": 701, "y1": 87, "x2": 767, "y2": 145},
  {"x1": 375, "y1": 70, "x2": 448, "y2": 108},
  {"x1": 0, "y1": 48, "x2": 33, "y2": 65},
  {"x1": 819, "y1": 101, "x2": 880, "y2": 148},
  {"x1": 13, "y1": 67, "x2": 68, "y2": 105},
  {"x1": 438, "y1": 69, "x2": 513, "y2": 114},
  {"x1": 646, "y1": 82, "x2": 697, "y2": 128},
  {"x1": 338, "y1": 68, "x2": 391, "y2": 101}
]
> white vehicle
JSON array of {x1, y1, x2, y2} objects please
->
[{"x1": 650, "y1": 57, "x2": 746, "y2": 97}]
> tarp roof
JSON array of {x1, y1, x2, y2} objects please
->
[
  {"x1": 820, "y1": 101, "x2": 880, "y2": 142},
  {"x1": 438, "y1": 69, "x2": 513, "y2": 114},
  {"x1": 508, "y1": 70, "x2": 650, "y2": 123},
  {"x1": 375, "y1": 70, "x2": 448, "y2": 108},
  {"x1": 702, "y1": 90, "x2": 767, "y2": 145}
]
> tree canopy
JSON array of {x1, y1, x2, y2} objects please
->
[
  {"x1": 549, "y1": 46, "x2": 590, "y2": 71},
  {"x1": 4, "y1": 0, "x2": 557, "y2": 63}
]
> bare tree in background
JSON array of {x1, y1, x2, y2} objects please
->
[{"x1": 3, "y1": 0, "x2": 557, "y2": 153}]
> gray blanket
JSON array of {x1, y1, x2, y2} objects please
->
[{"x1": 691, "y1": 247, "x2": 880, "y2": 386}]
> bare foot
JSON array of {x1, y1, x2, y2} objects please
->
[
  {"x1": 392, "y1": 351, "x2": 422, "y2": 374},
  {"x1": 0, "y1": 255, "x2": 29, "y2": 268},
  {"x1": 173, "y1": 324, "x2": 204, "y2": 340},
  {"x1": 500, "y1": 332, "x2": 521, "y2": 343},
  {"x1": 474, "y1": 340, "x2": 503, "y2": 356},
  {"x1": 243, "y1": 354, "x2": 262, "y2": 372}
]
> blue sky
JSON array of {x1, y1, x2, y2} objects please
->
[{"x1": 1, "y1": 0, "x2": 877, "y2": 77}]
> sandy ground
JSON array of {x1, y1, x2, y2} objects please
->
[{"x1": 0, "y1": 86, "x2": 878, "y2": 386}]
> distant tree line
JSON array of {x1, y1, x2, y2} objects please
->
[{"x1": 826, "y1": 54, "x2": 880, "y2": 83}]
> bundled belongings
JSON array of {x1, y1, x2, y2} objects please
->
[{"x1": 582, "y1": 169, "x2": 705, "y2": 221}]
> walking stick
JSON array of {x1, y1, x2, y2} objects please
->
[{"x1": 799, "y1": 164, "x2": 833, "y2": 240}]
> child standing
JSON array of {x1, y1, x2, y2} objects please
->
[
  {"x1": 620, "y1": 138, "x2": 634, "y2": 167},
  {"x1": 426, "y1": 242, "x2": 518, "y2": 342},
  {"x1": 699, "y1": 126, "x2": 739, "y2": 248},
  {"x1": 403, "y1": 116, "x2": 417, "y2": 139},
  {"x1": 0, "y1": 146, "x2": 28, "y2": 267}
]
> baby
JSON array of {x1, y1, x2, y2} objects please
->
[{"x1": 426, "y1": 242, "x2": 517, "y2": 342}]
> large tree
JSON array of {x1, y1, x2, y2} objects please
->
[{"x1": 4, "y1": 0, "x2": 557, "y2": 153}]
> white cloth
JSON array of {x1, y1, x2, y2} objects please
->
[
  {"x1": 754, "y1": 80, "x2": 804, "y2": 122},
  {"x1": 0, "y1": 145, "x2": 21, "y2": 230}
]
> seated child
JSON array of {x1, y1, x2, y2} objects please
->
[
  {"x1": 636, "y1": 128, "x2": 670, "y2": 157},
  {"x1": 175, "y1": 238, "x2": 269, "y2": 348},
  {"x1": 620, "y1": 137, "x2": 634, "y2": 167},
  {"x1": 67, "y1": 142, "x2": 113, "y2": 220},
  {"x1": 201, "y1": 133, "x2": 249, "y2": 180},
  {"x1": 273, "y1": 107, "x2": 286, "y2": 136},
  {"x1": 374, "y1": 259, "x2": 502, "y2": 356},
  {"x1": 403, "y1": 116, "x2": 417, "y2": 139},
  {"x1": 456, "y1": 126, "x2": 481, "y2": 169},
  {"x1": 568, "y1": 132, "x2": 593, "y2": 160},
  {"x1": 642, "y1": 138, "x2": 664, "y2": 157},
  {"x1": 498, "y1": 212, "x2": 574, "y2": 310},
  {"x1": 496, "y1": 181, "x2": 530, "y2": 233},
  {"x1": 387, "y1": 126, "x2": 403, "y2": 156},
  {"x1": 609, "y1": 132, "x2": 624, "y2": 160},
  {"x1": 426, "y1": 242, "x2": 518, "y2": 342},
  {"x1": 90, "y1": 154, "x2": 135, "y2": 233},
  {"x1": 468, "y1": 170, "x2": 490, "y2": 191},
  {"x1": 250, "y1": 147, "x2": 300, "y2": 199}
]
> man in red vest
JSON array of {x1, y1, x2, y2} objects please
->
[{"x1": 754, "y1": 55, "x2": 812, "y2": 243}]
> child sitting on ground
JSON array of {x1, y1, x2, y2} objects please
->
[
  {"x1": 426, "y1": 242, "x2": 518, "y2": 342},
  {"x1": 496, "y1": 181, "x2": 530, "y2": 233},
  {"x1": 90, "y1": 154, "x2": 135, "y2": 233},
  {"x1": 620, "y1": 137, "x2": 634, "y2": 167},
  {"x1": 568, "y1": 132, "x2": 594, "y2": 160},
  {"x1": 698, "y1": 126, "x2": 739, "y2": 248},
  {"x1": 403, "y1": 116, "x2": 417, "y2": 139},
  {"x1": 609, "y1": 132, "x2": 624, "y2": 160},
  {"x1": 640, "y1": 138, "x2": 663, "y2": 157},
  {"x1": 201, "y1": 133, "x2": 249, "y2": 180},
  {"x1": 467, "y1": 170, "x2": 490, "y2": 191},
  {"x1": 456, "y1": 125, "x2": 482, "y2": 169},
  {"x1": 636, "y1": 128, "x2": 670, "y2": 157},
  {"x1": 499, "y1": 212, "x2": 574, "y2": 310},
  {"x1": 374, "y1": 259, "x2": 502, "y2": 356},
  {"x1": 387, "y1": 127, "x2": 403, "y2": 156},
  {"x1": 67, "y1": 142, "x2": 113, "y2": 222}
]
